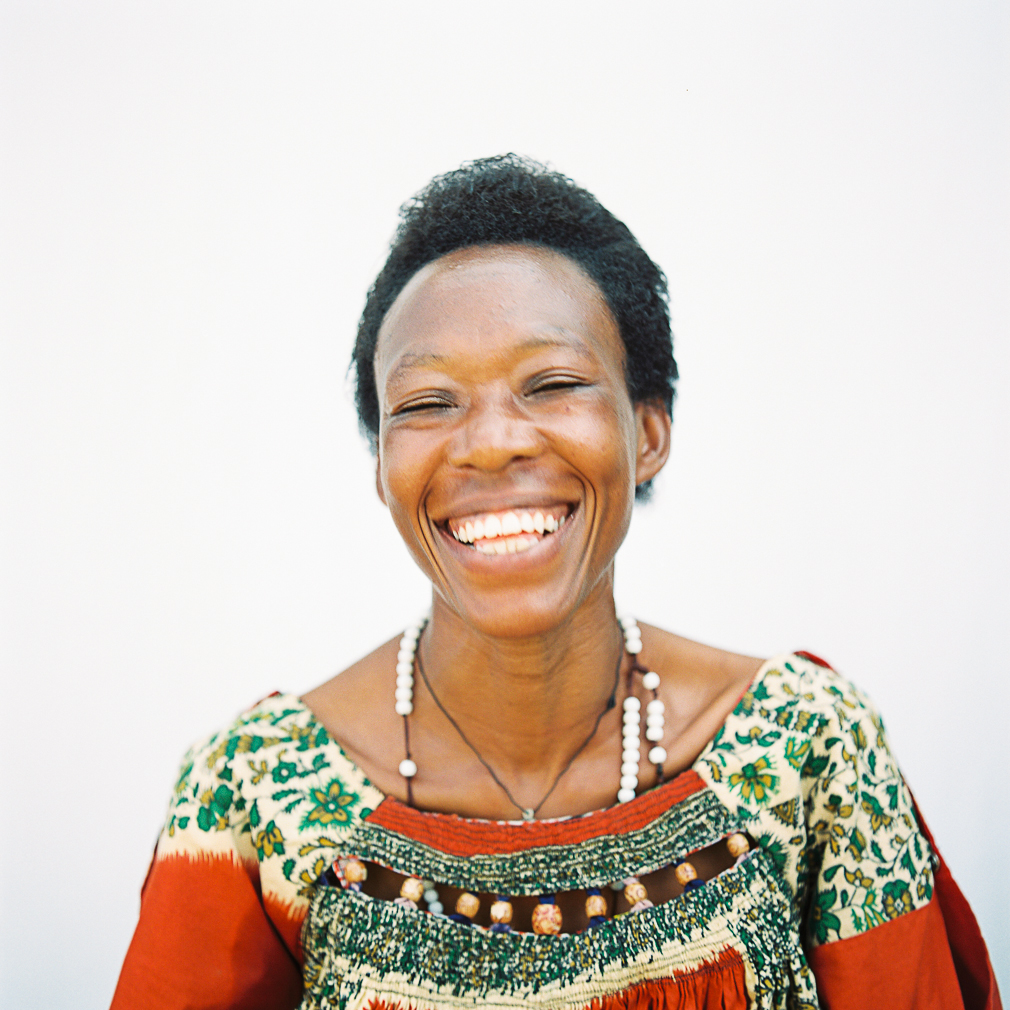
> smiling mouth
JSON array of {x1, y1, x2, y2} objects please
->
[{"x1": 443, "y1": 505, "x2": 572, "y2": 555}]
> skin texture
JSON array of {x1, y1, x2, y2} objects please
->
[{"x1": 303, "y1": 245, "x2": 762, "y2": 820}]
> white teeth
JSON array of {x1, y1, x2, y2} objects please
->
[
  {"x1": 501, "y1": 512, "x2": 521, "y2": 536},
  {"x1": 464, "y1": 521, "x2": 474, "y2": 542},
  {"x1": 545, "y1": 515, "x2": 557, "y2": 533},
  {"x1": 452, "y1": 529, "x2": 460, "y2": 540},
  {"x1": 483, "y1": 515, "x2": 502, "y2": 539},
  {"x1": 493, "y1": 539, "x2": 507, "y2": 555},
  {"x1": 514, "y1": 536, "x2": 534, "y2": 553},
  {"x1": 475, "y1": 540, "x2": 495, "y2": 555},
  {"x1": 520, "y1": 512, "x2": 535, "y2": 533},
  {"x1": 472, "y1": 519, "x2": 485, "y2": 540},
  {"x1": 533, "y1": 511, "x2": 545, "y2": 533},
  {"x1": 506, "y1": 537, "x2": 517, "y2": 553}
]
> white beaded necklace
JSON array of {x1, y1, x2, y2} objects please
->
[{"x1": 395, "y1": 615, "x2": 666, "y2": 814}]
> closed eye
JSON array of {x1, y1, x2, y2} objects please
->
[
  {"x1": 528, "y1": 377, "x2": 586, "y2": 395},
  {"x1": 391, "y1": 396, "x2": 455, "y2": 416}
]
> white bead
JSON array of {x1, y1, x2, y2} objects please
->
[
  {"x1": 622, "y1": 695, "x2": 640, "y2": 712},
  {"x1": 397, "y1": 647, "x2": 414, "y2": 662},
  {"x1": 402, "y1": 627, "x2": 420, "y2": 641},
  {"x1": 394, "y1": 700, "x2": 413, "y2": 716},
  {"x1": 646, "y1": 699, "x2": 665, "y2": 715},
  {"x1": 619, "y1": 615, "x2": 637, "y2": 629},
  {"x1": 398, "y1": 758, "x2": 418, "y2": 777},
  {"x1": 617, "y1": 787, "x2": 636, "y2": 803},
  {"x1": 625, "y1": 639, "x2": 642, "y2": 654},
  {"x1": 394, "y1": 686, "x2": 413, "y2": 702},
  {"x1": 396, "y1": 674, "x2": 414, "y2": 688},
  {"x1": 642, "y1": 671, "x2": 660, "y2": 690},
  {"x1": 622, "y1": 750, "x2": 641, "y2": 765},
  {"x1": 646, "y1": 714, "x2": 664, "y2": 729},
  {"x1": 645, "y1": 726, "x2": 664, "y2": 742},
  {"x1": 622, "y1": 711, "x2": 640, "y2": 727},
  {"x1": 648, "y1": 746, "x2": 667, "y2": 765},
  {"x1": 622, "y1": 725, "x2": 640, "y2": 741},
  {"x1": 621, "y1": 762, "x2": 639, "y2": 777},
  {"x1": 423, "y1": 889, "x2": 439, "y2": 904},
  {"x1": 396, "y1": 661, "x2": 414, "y2": 676},
  {"x1": 623, "y1": 623, "x2": 641, "y2": 638},
  {"x1": 620, "y1": 774, "x2": 638, "y2": 790},
  {"x1": 428, "y1": 901, "x2": 444, "y2": 915}
]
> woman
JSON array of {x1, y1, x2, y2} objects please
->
[{"x1": 112, "y1": 156, "x2": 999, "y2": 1009}]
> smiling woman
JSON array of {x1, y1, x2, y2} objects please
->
[{"x1": 111, "y1": 157, "x2": 1000, "y2": 1010}]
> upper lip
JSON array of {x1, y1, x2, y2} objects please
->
[{"x1": 429, "y1": 495, "x2": 578, "y2": 526}]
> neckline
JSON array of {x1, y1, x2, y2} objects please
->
[{"x1": 290, "y1": 652, "x2": 785, "y2": 828}]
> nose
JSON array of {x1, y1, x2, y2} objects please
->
[{"x1": 446, "y1": 388, "x2": 542, "y2": 472}]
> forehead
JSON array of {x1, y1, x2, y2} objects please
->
[{"x1": 374, "y1": 245, "x2": 622, "y2": 381}]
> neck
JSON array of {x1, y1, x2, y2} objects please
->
[{"x1": 417, "y1": 578, "x2": 626, "y2": 780}]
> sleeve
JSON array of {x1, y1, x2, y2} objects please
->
[
  {"x1": 110, "y1": 737, "x2": 304, "y2": 1010},
  {"x1": 800, "y1": 670, "x2": 1001, "y2": 1010}
]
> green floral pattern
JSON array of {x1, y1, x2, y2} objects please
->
[{"x1": 696, "y1": 655, "x2": 935, "y2": 945}]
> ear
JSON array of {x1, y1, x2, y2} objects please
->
[
  {"x1": 375, "y1": 454, "x2": 387, "y2": 506},
  {"x1": 634, "y1": 401, "x2": 672, "y2": 487}
]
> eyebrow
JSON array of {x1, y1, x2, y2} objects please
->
[{"x1": 386, "y1": 334, "x2": 593, "y2": 383}]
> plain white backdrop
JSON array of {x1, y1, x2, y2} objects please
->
[{"x1": 1, "y1": 3, "x2": 1007, "y2": 1006}]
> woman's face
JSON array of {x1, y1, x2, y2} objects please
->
[{"x1": 373, "y1": 245, "x2": 670, "y2": 639}]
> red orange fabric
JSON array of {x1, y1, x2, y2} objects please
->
[
  {"x1": 110, "y1": 852, "x2": 304, "y2": 1010},
  {"x1": 809, "y1": 896, "x2": 963, "y2": 1010},
  {"x1": 911, "y1": 803, "x2": 1003, "y2": 1010},
  {"x1": 365, "y1": 770, "x2": 706, "y2": 855}
]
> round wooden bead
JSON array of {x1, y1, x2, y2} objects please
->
[
  {"x1": 455, "y1": 892, "x2": 480, "y2": 919},
  {"x1": 532, "y1": 900, "x2": 563, "y2": 935},
  {"x1": 489, "y1": 897, "x2": 513, "y2": 924},
  {"x1": 585, "y1": 893, "x2": 608, "y2": 918},
  {"x1": 726, "y1": 833, "x2": 750, "y2": 858},
  {"x1": 674, "y1": 861, "x2": 698, "y2": 886},
  {"x1": 624, "y1": 880, "x2": 648, "y2": 905},
  {"x1": 400, "y1": 877, "x2": 425, "y2": 903},
  {"x1": 343, "y1": 858, "x2": 367, "y2": 884}
]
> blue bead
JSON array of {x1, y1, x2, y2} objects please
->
[
  {"x1": 539, "y1": 894, "x2": 557, "y2": 904},
  {"x1": 683, "y1": 879, "x2": 704, "y2": 891}
]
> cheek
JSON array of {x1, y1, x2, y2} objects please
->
[{"x1": 379, "y1": 430, "x2": 437, "y2": 532}]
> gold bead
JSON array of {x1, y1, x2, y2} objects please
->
[
  {"x1": 674, "y1": 861, "x2": 698, "y2": 886},
  {"x1": 489, "y1": 899, "x2": 513, "y2": 924},
  {"x1": 726, "y1": 833, "x2": 750, "y2": 858},
  {"x1": 531, "y1": 902, "x2": 563, "y2": 935},
  {"x1": 455, "y1": 892, "x2": 480, "y2": 919},
  {"x1": 399, "y1": 876, "x2": 425, "y2": 903},
  {"x1": 624, "y1": 880, "x2": 648, "y2": 905},
  {"x1": 585, "y1": 893, "x2": 608, "y2": 918},
  {"x1": 343, "y1": 858, "x2": 367, "y2": 884}
]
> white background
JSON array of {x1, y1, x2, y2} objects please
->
[{"x1": 1, "y1": 3, "x2": 1007, "y2": 1005}]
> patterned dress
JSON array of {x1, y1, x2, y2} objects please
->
[{"x1": 112, "y1": 653, "x2": 1000, "y2": 1009}]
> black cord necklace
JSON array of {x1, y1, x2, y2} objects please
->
[{"x1": 412, "y1": 636, "x2": 623, "y2": 821}]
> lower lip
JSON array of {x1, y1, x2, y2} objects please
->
[{"x1": 437, "y1": 514, "x2": 575, "y2": 568}]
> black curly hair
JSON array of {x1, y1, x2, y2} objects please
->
[{"x1": 352, "y1": 155, "x2": 677, "y2": 498}]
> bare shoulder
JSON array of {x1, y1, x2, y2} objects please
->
[
  {"x1": 638, "y1": 624, "x2": 764, "y2": 769},
  {"x1": 641, "y1": 624, "x2": 764, "y2": 696},
  {"x1": 301, "y1": 636, "x2": 406, "y2": 793}
]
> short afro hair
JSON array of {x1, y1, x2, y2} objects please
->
[{"x1": 352, "y1": 154, "x2": 677, "y2": 497}]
